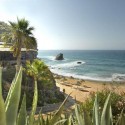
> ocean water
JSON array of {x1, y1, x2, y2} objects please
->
[{"x1": 38, "y1": 50, "x2": 125, "y2": 82}]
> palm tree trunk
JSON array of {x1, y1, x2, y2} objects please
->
[{"x1": 16, "y1": 47, "x2": 22, "y2": 72}]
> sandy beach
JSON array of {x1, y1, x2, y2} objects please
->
[
  {"x1": 54, "y1": 74, "x2": 125, "y2": 103},
  {"x1": 37, "y1": 74, "x2": 125, "y2": 114}
]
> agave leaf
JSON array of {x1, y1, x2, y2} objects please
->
[
  {"x1": 54, "y1": 119, "x2": 67, "y2": 125},
  {"x1": 34, "y1": 110, "x2": 44, "y2": 125},
  {"x1": 67, "y1": 115, "x2": 73, "y2": 125},
  {"x1": 46, "y1": 115, "x2": 50, "y2": 125},
  {"x1": 101, "y1": 93, "x2": 113, "y2": 125},
  {"x1": 0, "y1": 67, "x2": 6, "y2": 125},
  {"x1": 116, "y1": 109, "x2": 125, "y2": 125},
  {"x1": 17, "y1": 93, "x2": 27, "y2": 125},
  {"x1": 28, "y1": 80, "x2": 38, "y2": 125},
  {"x1": 25, "y1": 116, "x2": 29, "y2": 125},
  {"x1": 5, "y1": 66, "x2": 22, "y2": 125},
  {"x1": 93, "y1": 94, "x2": 100, "y2": 125},
  {"x1": 40, "y1": 114, "x2": 45, "y2": 125},
  {"x1": 50, "y1": 93, "x2": 70, "y2": 125},
  {"x1": 36, "y1": 109, "x2": 45, "y2": 125},
  {"x1": 75, "y1": 104, "x2": 84, "y2": 125},
  {"x1": 5, "y1": 70, "x2": 18, "y2": 107},
  {"x1": 75, "y1": 104, "x2": 92, "y2": 125},
  {"x1": 84, "y1": 109, "x2": 92, "y2": 125}
]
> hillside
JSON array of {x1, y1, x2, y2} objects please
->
[
  {"x1": 0, "y1": 21, "x2": 10, "y2": 42},
  {"x1": 0, "y1": 21, "x2": 10, "y2": 35}
]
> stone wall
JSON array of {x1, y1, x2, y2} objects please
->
[{"x1": 0, "y1": 50, "x2": 37, "y2": 63}]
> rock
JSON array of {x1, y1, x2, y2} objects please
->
[
  {"x1": 77, "y1": 61, "x2": 82, "y2": 64},
  {"x1": 55, "y1": 53, "x2": 64, "y2": 60}
]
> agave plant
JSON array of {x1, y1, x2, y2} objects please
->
[
  {"x1": 0, "y1": 66, "x2": 22, "y2": 125},
  {"x1": 1, "y1": 66, "x2": 125, "y2": 125},
  {"x1": 0, "y1": 66, "x2": 38, "y2": 125},
  {"x1": 0, "y1": 66, "x2": 69, "y2": 125}
]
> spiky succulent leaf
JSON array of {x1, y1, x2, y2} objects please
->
[
  {"x1": 17, "y1": 93, "x2": 27, "y2": 125},
  {"x1": 50, "y1": 94, "x2": 70, "y2": 125},
  {"x1": 116, "y1": 109, "x2": 125, "y2": 125},
  {"x1": 0, "y1": 67, "x2": 6, "y2": 125},
  {"x1": 5, "y1": 71, "x2": 18, "y2": 108},
  {"x1": 93, "y1": 94, "x2": 100, "y2": 125},
  {"x1": 5, "y1": 67, "x2": 22, "y2": 125},
  {"x1": 101, "y1": 93, "x2": 113, "y2": 125},
  {"x1": 75, "y1": 104, "x2": 92, "y2": 125},
  {"x1": 75, "y1": 104, "x2": 84, "y2": 125},
  {"x1": 54, "y1": 119, "x2": 67, "y2": 125}
]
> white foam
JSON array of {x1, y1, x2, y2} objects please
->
[
  {"x1": 52, "y1": 61, "x2": 85, "y2": 68},
  {"x1": 112, "y1": 73, "x2": 125, "y2": 82},
  {"x1": 50, "y1": 68, "x2": 112, "y2": 82},
  {"x1": 43, "y1": 56, "x2": 56, "y2": 61}
]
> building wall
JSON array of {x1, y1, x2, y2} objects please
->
[{"x1": 0, "y1": 50, "x2": 37, "y2": 61}]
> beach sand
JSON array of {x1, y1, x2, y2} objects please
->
[
  {"x1": 54, "y1": 74, "x2": 125, "y2": 102},
  {"x1": 35, "y1": 74, "x2": 125, "y2": 115}
]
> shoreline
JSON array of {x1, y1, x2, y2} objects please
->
[
  {"x1": 54, "y1": 73, "x2": 125, "y2": 103},
  {"x1": 51, "y1": 71, "x2": 125, "y2": 83},
  {"x1": 51, "y1": 71, "x2": 112, "y2": 82},
  {"x1": 53, "y1": 73, "x2": 124, "y2": 83},
  {"x1": 36, "y1": 73, "x2": 125, "y2": 114}
]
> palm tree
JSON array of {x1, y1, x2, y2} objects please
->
[
  {"x1": 25, "y1": 59, "x2": 48, "y2": 83},
  {"x1": 1, "y1": 18, "x2": 37, "y2": 71},
  {"x1": 25, "y1": 59, "x2": 52, "y2": 106}
]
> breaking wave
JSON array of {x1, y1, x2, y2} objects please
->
[
  {"x1": 50, "y1": 68, "x2": 112, "y2": 82},
  {"x1": 112, "y1": 73, "x2": 125, "y2": 82},
  {"x1": 51, "y1": 61, "x2": 85, "y2": 68}
]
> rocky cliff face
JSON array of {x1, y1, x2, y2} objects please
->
[{"x1": 2, "y1": 65, "x2": 65, "y2": 107}]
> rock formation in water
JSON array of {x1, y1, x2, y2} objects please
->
[{"x1": 55, "y1": 53, "x2": 64, "y2": 60}]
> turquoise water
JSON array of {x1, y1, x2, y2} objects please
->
[{"x1": 38, "y1": 50, "x2": 125, "y2": 82}]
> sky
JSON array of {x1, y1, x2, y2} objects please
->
[{"x1": 0, "y1": 0, "x2": 125, "y2": 50}]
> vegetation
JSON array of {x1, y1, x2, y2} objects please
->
[
  {"x1": 2, "y1": 60, "x2": 64, "y2": 107},
  {"x1": 0, "y1": 22, "x2": 10, "y2": 35},
  {"x1": 25, "y1": 59, "x2": 52, "y2": 85},
  {"x1": 1, "y1": 18, "x2": 37, "y2": 71},
  {"x1": 82, "y1": 89, "x2": 125, "y2": 121},
  {"x1": 1, "y1": 66, "x2": 125, "y2": 125},
  {"x1": 1, "y1": 18, "x2": 125, "y2": 125},
  {"x1": 24, "y1": 59, "x2": 64, "y2": 106}
]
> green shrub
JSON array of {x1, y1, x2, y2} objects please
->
[
  {"x1": 1, "y1": 66, "x2": 125, "y2": 125},
  {"x1": 82, "y1": 89, "x2": 125, "y2": 122}
]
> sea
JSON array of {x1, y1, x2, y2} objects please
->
[{"x1": 38, "y1": 50, "x2": 125, "y2": 82}]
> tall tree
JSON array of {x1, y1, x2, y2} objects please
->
[
  {"x1": 1, "y1": 18, "x2": 37, "y2": 71},
  {"x1": 25, "y1": 59, "x2": 48, "y2": 83}
]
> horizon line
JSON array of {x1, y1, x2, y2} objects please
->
[{"x1": 38, "y1": 49, "x2": 125, "y2": 51}]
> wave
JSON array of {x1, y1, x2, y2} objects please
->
[
  {"x1": 50, "y1": 68, "x2": 112, "y2": 82},
  {"x1": 51, "y1": 61, "x2": 85, "y2": 68},
  {"x1": 112, "y1": 73, "x2": 125, "y2": 82},
  {"x1": 38, "y1": 56, "x2": 55, "y2": 61}
]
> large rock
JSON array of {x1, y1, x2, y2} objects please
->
[
  {"x1": 77, "y1": 61, "x2": 82, "y2": 64},
  {"x1": 55, "y1": 53, "x2": 64, "y2": 60}
]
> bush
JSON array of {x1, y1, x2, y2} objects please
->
[{"x1": 82, "y1": 89, "x2": 125, "y2": 118}]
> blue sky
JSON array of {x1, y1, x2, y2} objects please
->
[{"x1": 0, "y1": 0, "x2": 125, "y2": 50}]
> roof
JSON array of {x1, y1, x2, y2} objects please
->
[{"x1": 0, "y1": 47, "x2": 37, "y2": 52}]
